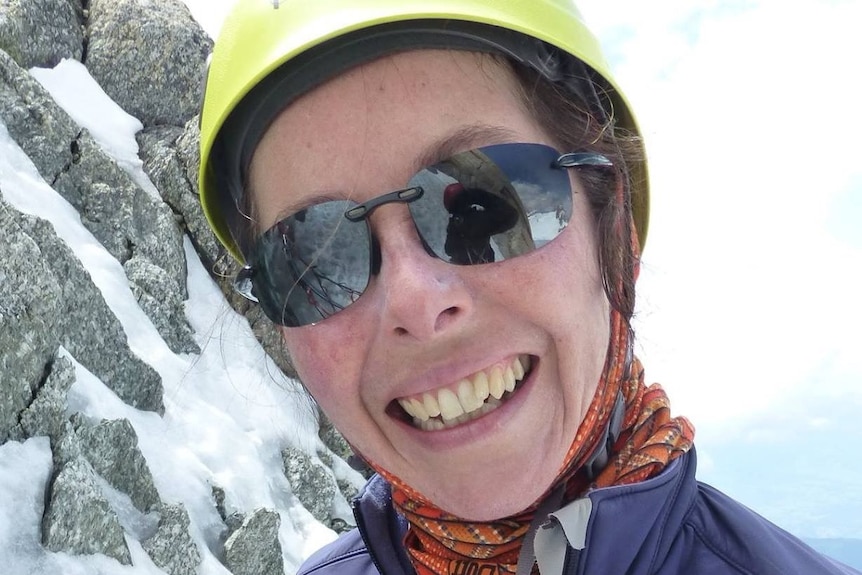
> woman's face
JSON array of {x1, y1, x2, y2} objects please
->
[{"x1": 249, "y1": 50, "x2": 610, "y2": 520}]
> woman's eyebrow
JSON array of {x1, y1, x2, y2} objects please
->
[
  {"x1": 270, "y1": 193, "x2": 342, "y2": 224},
  {"x1": 266, "y1": 124, "x2": 517, "y2": 224},
  {"x1": 414, "y1": 124, "x2": 518, "y2": 170}
]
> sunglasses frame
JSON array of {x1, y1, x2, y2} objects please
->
[{"x1": 233, "y1": 146, "x2": 614, "y2": 325}]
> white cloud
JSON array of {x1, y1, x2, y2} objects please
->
[{"x1": 578, "y1": 0, "x2": 862, "y2": 423}]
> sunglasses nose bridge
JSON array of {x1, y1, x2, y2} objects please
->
[
  {"x1": 346, "y1": 186, "x2": 431, "y2": 267},
  {"x1": 344, "y1": 186, "x2": 423, "y2": 222}
]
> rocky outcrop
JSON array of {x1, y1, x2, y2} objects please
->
[
  {"x1": 0, "y1": 0, "x2": 83, "y2": 69},
  {"x1": 136, "y1": 123, "x2": 226, "y2": 278},
  {"x1": 42, "y1": 457, "x2": 132, "y2": 564},
  {"x1": 142, "y1": 503, "x2": 202, "y2": 575},
  {"x1": 0, "y1": 0, "x2": 362, "y2": 571},
  {"x1": 0, "y1": 201, "x2": 165, "y2": 414},
  {"x1": 0, "y1": 198, "x2": 164, "y2": 432},
  {"x1": 0, "y1": 47, "x2": 195, "y2": 359},
  {"x1": 223, "y1": 509, "x2": 284, "y2": 575},
  {"x1": 12, "y1": 354, "x2": 76, "y2": 442},
  {"x1": 86, "y1": 0, "x2": 212, "y2": 127},
  {"x1": 283, "y1": 445, "x2": 358, "y2": 533},
  {"x1": 72, "y1": 416, "x2": 161, "y2": 513},
  {"x1": 0, "y1": 199, "x2": 63, "y2": 444},
  {"x1": 283, "y1": 446, "x2": 340, "y2": 526},
  {"x1": 136, "y1": 121, "x2": 298, "y2": 377}
]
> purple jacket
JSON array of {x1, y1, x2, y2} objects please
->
[{"x1": 297, "y1": 448, "x2": 859, "y2": 575}]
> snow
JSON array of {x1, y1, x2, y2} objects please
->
[
  {"x1": 30, "y1": 59, "x2": 160, "y2": 199},
  {"x1": 0, "y1": 437, "x2": 54, "y2": 570},
  {"x1": 0, "y1": 60, "x2": 356, "y2": 574}
]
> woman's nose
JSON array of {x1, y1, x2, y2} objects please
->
[{"x1": 371, "y1": 211, "x2": 474, "y2": 341}]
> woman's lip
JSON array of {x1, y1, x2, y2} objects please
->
[{"x1": 391, "y1": 357, "x2": 539, "y2": 451}]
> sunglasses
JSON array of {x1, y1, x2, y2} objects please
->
[{"x1": 235, "y1": 142, "x2": 613, "y2": 327}]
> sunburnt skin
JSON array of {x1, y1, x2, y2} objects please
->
[{"x1": 397, "y1": 355, "x2": 531, "y2": 429}]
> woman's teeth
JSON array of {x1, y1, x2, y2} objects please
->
[{"x1": 397, "y1": 355, "x2": 531, "y2": 431}]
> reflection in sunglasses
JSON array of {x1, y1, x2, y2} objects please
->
[{"x1": 236, "y1": 143, "x2": 614, "y2": 326}]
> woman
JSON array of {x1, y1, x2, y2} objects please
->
[{"x1": 198, "y1": 1, "x2": 858, "y2": 574}]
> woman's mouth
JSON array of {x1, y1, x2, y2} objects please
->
[{"x1": 393, "y1": 355, "x2": 533, "y2": 431}]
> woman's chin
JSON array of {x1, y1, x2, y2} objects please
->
[
  {"x1": 396, "y1": 450, "x2": 561, "y2": 521},
  {"x1": 428, "y1": 476, "x2": 550, "y2": 521}
]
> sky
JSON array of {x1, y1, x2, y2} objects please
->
[
  {"x1": 0, "y1": 2, "x2": 859, "y2": 574},
  {"x1": 576, "y1": 0, "x2": 862, "y2": 424},
  {"x1": 569, "y1": 0, "x2": 862, "y2": 536}
]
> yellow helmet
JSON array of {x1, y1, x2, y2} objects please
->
[{"x1": 199, "y1": 0, "x2": 648, "y2": 260}]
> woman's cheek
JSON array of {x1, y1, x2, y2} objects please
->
[{"x1": 280, "y1": 324, "x2": 362, "y2": 406}]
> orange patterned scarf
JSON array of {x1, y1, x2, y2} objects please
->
[{"x1": 375, "y1": 310, "x2": 695, "y2": 575}]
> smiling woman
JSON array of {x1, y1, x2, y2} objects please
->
[{"x1": 197, "y1": 1, "x2": 860, "y2": 574}]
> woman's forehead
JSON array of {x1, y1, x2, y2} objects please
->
[
  {"x1": 248, "y1": 50, "x2": 545, "y2": 214},
  {"x1": 283, "y1": 49, "x2": 520, "y2": 127}
]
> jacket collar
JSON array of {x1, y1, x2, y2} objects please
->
[
  {"x1": 353, "y1": 448, "x2": 699, "y2": 575},
  {"x1": 539, "y1": 449, "x2": 697, "y2": 575},
  {"x1": 352, "y1": 473, "x2": 415, "y2": 574}
]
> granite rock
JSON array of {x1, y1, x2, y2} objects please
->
[
  {"x1": 16, "y1": 208, "x2": 165, "y2": 413},
  {"x1": 0, "y1": 198, "x2": 63, "y2": 443},
  {"x1": 282, "y1": 446, "x2": 338, "y2": 526},
  {"x1": 42, "y1": 457, "x2": 132, "y2": 564},
  {"x1": 73, "y1": 416, "x2": 161, "y2": 513},
  {"x1": 223, "y1": 508, "x2": 284, "y2": 575},
  {"x1": 0, "y1": 0, "x2": 83, "y2": 69},
  {"x1": 85, "y1": 0, "x2": 212, "y2": 127},
  {"x1": 13, "y1": 354, "x2": 76, "y2": 441},
  {"x1": 142, "y1": 503, "x2": 202, "y2": 575},
  {"x1": 124, "y1": 255, "x2": 199, "y2": 355}
]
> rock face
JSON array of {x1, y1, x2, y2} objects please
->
[
  {"x1": 0, "y1": 200, "x2": 63, "y2": 444},
  {"x1": 0, "y1": 201, "x2": 166, "y2": 415},
  {"x1": 142, "y1": 503, "x2": 202, "y2": 575},
  {"x1": 223, "y1": 509, "x2": 284, "y2": 575},
  {"x1": 73, "y1": 416, "x2": 162, "y2": 513},
  {"x1": 12, "y1": 354, "x2": 76, "y2": 442},
  {"x1": 136, "y1": 121, "x2": 297, "y2": 377},
  {"x1": 0, "y1": 0, "x2": 362, "y2": 572},
  {"x1": 0, "y1": 0, "x2": 83, "y2": 69},
  {"x1": 283, "y1": 446, "x2": 340, "y2": 526},
  {"x1": 42, "y1": 457, "x2": 133, "y2": 564},
  {"x1": 86, "y1": 0, "x2": 212, "y2": 127}
]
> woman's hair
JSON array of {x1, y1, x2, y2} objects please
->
[{"x1": 508, "y1": 60, "x2": 643, "y2": 329}]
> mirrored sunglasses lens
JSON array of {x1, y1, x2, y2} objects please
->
[
  {"x1": 253, "y1": 201, "x2": 370, "y2": 326},
  {"x1": 407, "y1": 143, "x2": 572, "y2": 265}
]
